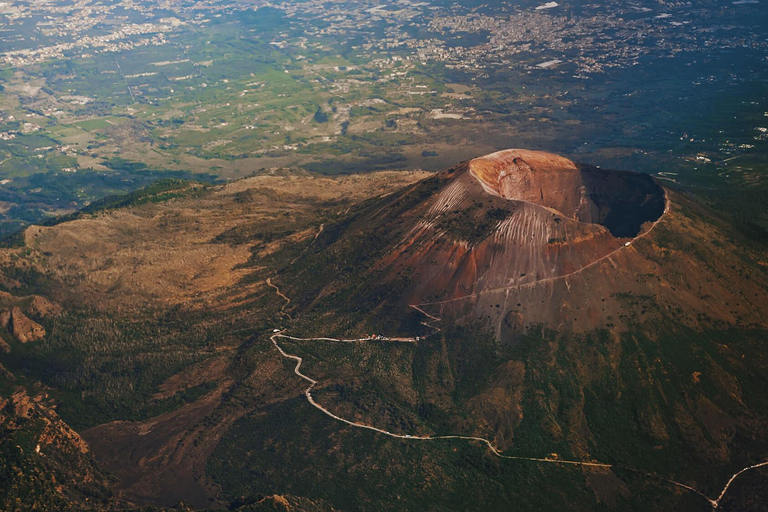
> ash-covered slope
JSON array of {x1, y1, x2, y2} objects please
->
[{"x1": 282, "y1": 149, "x2": 768, "y2": 339}]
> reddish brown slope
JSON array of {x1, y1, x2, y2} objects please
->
[
  {"x1": 378, "y1": 168, "x2": 623, "y2": 300},
  {"x1": 470, "y1": 149, "x2": 584, "y2": 218},
  {"x1": 358, "y1": 149, "x2": 768, "y2": 337}
]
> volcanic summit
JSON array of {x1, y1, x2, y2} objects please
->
[
  {"x1": 469, "y1": 149, "x2": 666, "y2": 237},
  {"x1": 283, "y1": 149, "x2": 768, "y2": 339}
]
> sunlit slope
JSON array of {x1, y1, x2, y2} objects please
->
[{"x1": 281, "y1": 150, "x2": 767, "y2": 338}]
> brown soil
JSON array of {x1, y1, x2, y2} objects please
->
[
  {"x1": 12, "y1": 170, "x2": 428, "y2": 507},
  {"x1": 81, "y1": 353, "x2": 309, "y2": 508},
  {"x1": 12, "y1": 170, "x2": 428, "y2": 316},
  {"x1": 82, "y1": 382, "x2": 237, "y2": 509}
]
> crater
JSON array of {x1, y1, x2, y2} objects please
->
[{"x1": 469, "y1": 149, "x2": 666, "y2": 238}]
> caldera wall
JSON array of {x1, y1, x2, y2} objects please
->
[{"x1": 469, "y1": 149, "x2": 666, "y2": 238}]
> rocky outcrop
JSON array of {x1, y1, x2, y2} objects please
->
[
  {"x1": 0, "y1": 388, "x2": 111, "y2": 509},
  {"x1": 27, "y1": 295, "x2": 62, "y2": 318},
  {"x1": 0, "y1": 307, "x2": 45, "y2": 343}
]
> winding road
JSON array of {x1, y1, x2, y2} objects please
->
[
  {"x1": 266, "y1": 276, "x2": 768, "y2": 509},
  {"x1": 269, "y1": 330, "x2": 721, "y2": 507}
]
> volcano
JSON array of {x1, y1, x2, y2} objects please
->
[
  {"x1": 263, "y1": 150, "x2": 768, "y2": 510},
  {"x1": 283, "y1": 149, "x2": 766, "y2": 340},
  {"x1": 6, "y1": 150, "x2": 768, "y2": 512}
]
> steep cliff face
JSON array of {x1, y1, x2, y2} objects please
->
[
  {"x1": 469, "y1": 149, "x2": 584, "y2": 218},
  {"x1": 468, "y1": 150, "x2": 666, "y2": 237},
  {"x1": 0, "y1": 307, "x2": 46, "y2": 343}
]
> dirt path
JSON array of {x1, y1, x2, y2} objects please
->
[
  {"x1": 269, "y1": 329, "x2": 721, "y2": 507},
  {"x1": 711, "y1": 461, "x2": 768, "y2": 508},
  {"x1": 408, "y1": 303, "x2": 443, "y2": 334},
  {"x1": 290, "y1": 223, "x2": 325, "y2": 265},
  {"x1": 266, "y1": 278, "x2": 291, "y2": 310}
]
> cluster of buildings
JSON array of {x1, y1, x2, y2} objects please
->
[
  {"x1": 0, "y1": 0, "x2": 231, "y2": 66},
  {"x1": 418, "y1": 3, "x2": 766, "y2": 75},
  {"x1": 2, "y1": 0, "x2": 764, "y2": 79}
]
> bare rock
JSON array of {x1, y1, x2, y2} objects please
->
[
  {"x1": 3, "y1": 307, "x2": 46, "y2": 343},
  {"x1": 11, "y1": 388, "x2": 34, "y2": 418}
]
